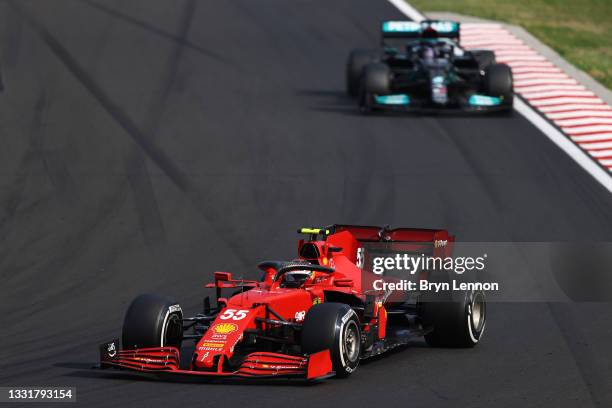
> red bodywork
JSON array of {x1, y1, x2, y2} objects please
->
[{"x1": 101, "y1": 225, "x2": 453, "y2": 381}]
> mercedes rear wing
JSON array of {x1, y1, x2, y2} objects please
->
[{"x1": 381, "y1": 20, "x2": 460, "y2": 42}]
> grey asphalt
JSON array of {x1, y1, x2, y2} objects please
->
[{"x1": 1, "y1": 1, "x2": 611, "y2": 407}]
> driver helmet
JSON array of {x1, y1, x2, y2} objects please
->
[
  {"x1": 422, "y1": 46, "x2": 435, "y2": 61},
  {"x1": 283, "y1": 270, "x2": 313, "y2": 288}
]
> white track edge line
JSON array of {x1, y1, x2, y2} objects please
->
[
  {"x1": 386, "y1": 0, "x2": 612, "y2": 193},
  {"x1": 386, "y1": 0, "x2": 426, "y2": 21},
  {"x1": 515, "y1": 98, "x2": 612, "y2": 192}
]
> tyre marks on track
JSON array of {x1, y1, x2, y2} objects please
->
[
  {"x1": 0, "y1": 92, "x2": 48, "y2": 245},
  {"x1": 547, "y1": 303, "x2": 609, "y2": 408},
  {"x1": 7, "y1": 1, "x2": 192, "y2": 192},
  {"x1": 1, "y1": 1, "x2": 23, "y2": 70},
  {"x1": 125, "y1": 0, "x2": 197, "y2": 247},
  {"x1": 79, "y1": 0, "x2": 231, "y2": 65},
  {"x1": 7, "y1": 0, "x2": 253, "y2": 268}
]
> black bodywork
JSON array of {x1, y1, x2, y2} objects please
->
[
  {"x1": 387, "y1": 41, "x2": 487, "y2": 108},
  {"x1": 349, "y1": 20, "x2": 514, "y2": 113}
]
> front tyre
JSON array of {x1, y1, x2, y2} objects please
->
[
  {"x1": 362, "y1": 63, "x2": 391, "y2": 95},
  {"x1": 346, "y1": 49, "x2": 379, "y2": 97},
  {"x1": 301, "y1": 303, "x2": 361, "y2": 378},
  {"x1": 358, "y1": 63, "x2": 391, "y2": 114},
  {"x1": 122, "y1": 293, "x2": 183, "y2": 349},
  {"x1": 420, "y1": 290, "x2": 486, "y2": 347}
]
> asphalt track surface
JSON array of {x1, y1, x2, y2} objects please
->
[{"x1": 1, "y1": 1, "x2": 612, "y2": 407}]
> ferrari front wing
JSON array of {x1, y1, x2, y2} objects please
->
[{"x1": 99, "y1": 339, "x2": 334, "y2": 381}]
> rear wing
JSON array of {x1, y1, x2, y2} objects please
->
[
  {"x1": 324, "y1": 225, "x2": 454, "y2": 267},
  {"x1": 381, "y1": 20, "x2": 460, "y2": 41},
  {"x1": 329, "y1": 224, "x2": 453, "y2": 244},
  {"x1": 296, "y1": 225, "x2": 454, "y2": 265}
]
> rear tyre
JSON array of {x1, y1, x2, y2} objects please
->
[
  {"x1": 420, "y1": 289, "x2": 486, "y2": 348},
  {"x1": 122, "y1": 293, "x2": 183, "y2": 349},
  {"x1": 301, "y1": 303, "x2": 361, "y2": 378},
  {"x1": 346, "y1": 49, "x2": 379, "y2": 97}
]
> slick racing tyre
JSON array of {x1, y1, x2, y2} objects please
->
[
  {"x1": 362, "y1": 62, "x2": 391, "y2": 95},
  {"x1": 358, "y1": 63, "x2": 391, "y2": 114},
  {"x1": 301, "y1": 303, "x2": 361, "y2": 378},
  {"x1": 420, "y1": 289, "x2": 486, "y2": 348},
  {"x1": 471, "y1": 50, "x2": 496, "y2": 71},
  {"x1": 122, "y1": 293, "x2": 183, "y2": 349},
  {"x1": 484, "y1": 63, "x2": 513, "y2": 110},
  {"x1": 346, "y1": 49, "x2": 379, "y2": 97}
]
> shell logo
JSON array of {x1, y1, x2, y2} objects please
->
[{"x1": 212, "y1": 323, "x2": 238, "y2": 334}]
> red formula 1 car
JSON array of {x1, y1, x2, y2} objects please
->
[{"x1": 99, "y1": 225, "x2": 486, "y2": 381}]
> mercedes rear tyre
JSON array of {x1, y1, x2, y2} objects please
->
[
  {"x1": 346, "y1": 49, "x2": 379, "y2": 97},
  {"x1": 301, "y1": 303, "x2": 361, "y2": 378},
  {"x1": 420, "y1": 290, "x2": 486, "y2": 348},
  {"x1": 122, "y1": 293, "x2": 183, "y2": 350}
]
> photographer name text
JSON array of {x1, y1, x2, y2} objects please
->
[{"x1": 372, "y1": 279, "x2": 499, "y2": 292}]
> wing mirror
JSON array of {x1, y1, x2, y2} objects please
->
[{"x1": 214, "y1": 271, "x2": 232, "y2": 281}]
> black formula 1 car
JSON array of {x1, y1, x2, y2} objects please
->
[{"x1": 346, "y1": 20, "x2": 513, "y2": 113}]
